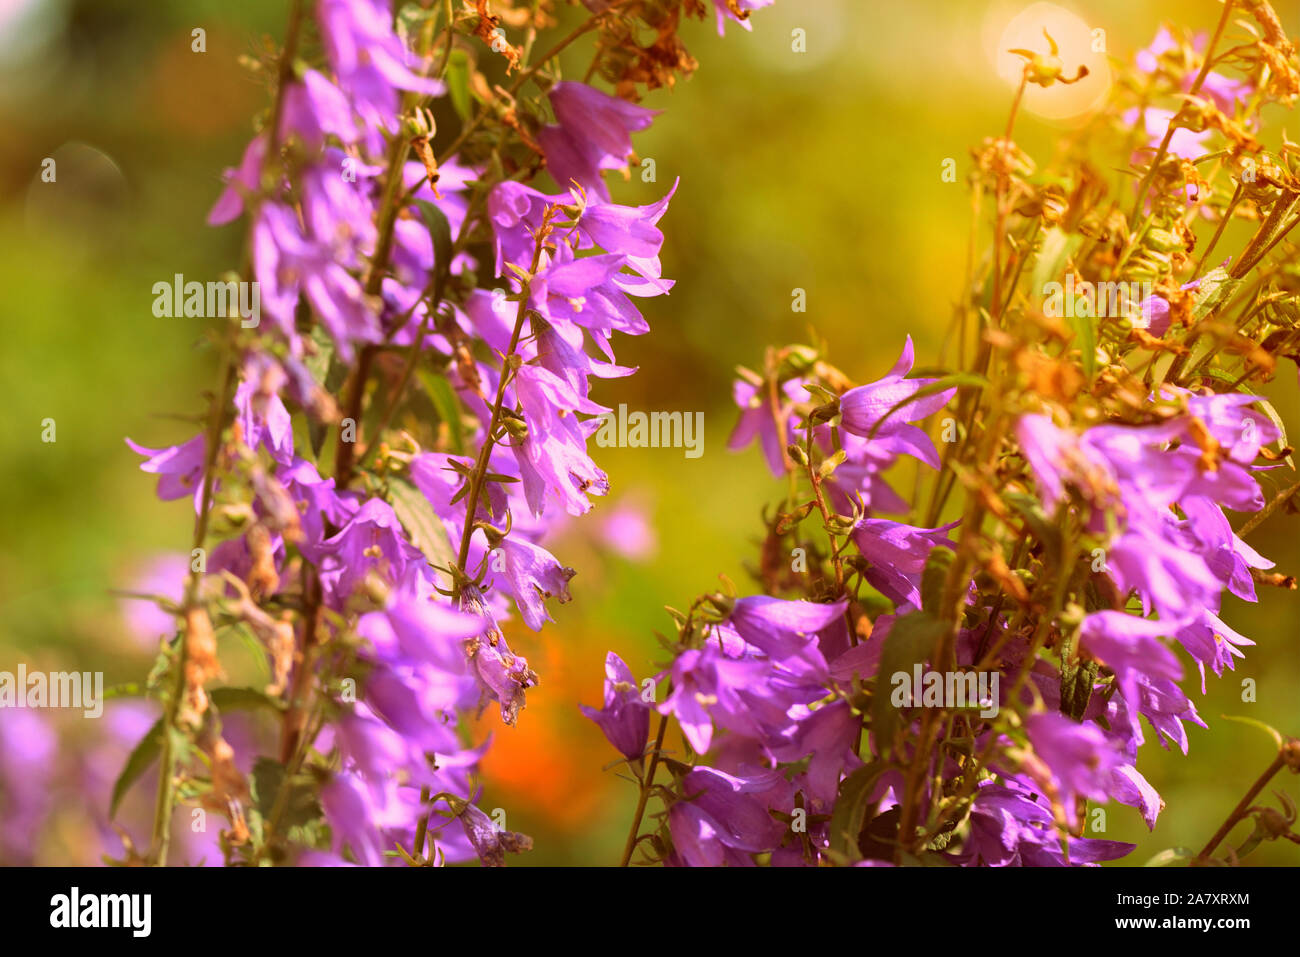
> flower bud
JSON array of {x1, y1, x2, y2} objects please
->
[
  {"x1": 778, "y1": 345, "x2": 819, "y2": 378},
  {"x1": 210, "y1": 502, "x2": 255, "y2": 537},
  {"x1": 1283, "y1": 737, "x2": 1300, "y2": 773},
  {"x1": 501, "y1": 411, "x2": 529, "y2": 441},
  {"x1": 1146, "y1": 228, "x2": 1182, "y2": 253}
]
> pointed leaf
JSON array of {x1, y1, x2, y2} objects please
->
[
  {"x1": 389, "y1": 476, "x2": 458, "y2": 572},
  {"x1": 871, "y1": 611, "x2": 948, "y2": 756},
  {"x1": 828, "y1": 761, "x2": 887, "y2": 864}
]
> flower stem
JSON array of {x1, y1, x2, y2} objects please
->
[
  {"x1": 334, "y1": 136, "x2": 414, "y2": 487},
  {"x1": 1193, "y1": 182, "x2": 1243, "y2": 278},
  {"x1": 356, "y1": 178, "x2": 495, "y2": 472},
  {"x1": 406, "y1": 211, "x2": 555, "y2": 861},
  {"x1": 150, "y1": 329, "x2": 238, "y2": 866},
  {"x1": 1129, "y1": 0, "x2": 1234, "y2": 224},
  {"x1": 1195, "y1": 753, "x2": 1285, "y2": 863},
  {"x1": 451, "y1": 214, "x2": 553, "y2": 574},
  {"x1": 620, "y1": 709, "x2": 671, "y2": 867},
  {"x1": 149, "y1": 1, "x2": 310, "y2": 867},
  {"x1": 989, "y1": 68, "x2": 1029, "y2": 328},
  {"x1": 434, "y1": 0, "x2": 632, "y2": 166},
  {"x1": 1237, "y1": 477, "x2": 1300, "y2": 538}
]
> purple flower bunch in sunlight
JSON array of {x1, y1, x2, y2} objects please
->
[
  {"x1": 17, "y1": 0, "x2": 1300, "y2": 874},
  {"x1": 586, "y1": 7, "x2": 1300, "y2": 868},
  {"x1": 91, "y1": 0, "x2": 752, "y2": 869},
  {"x1": 1127, "y1": 25, "x2": 1256, "y2": 166},
  {"x1": 592, "y1": 333, "x2": 1282, "y2": 865},
  {"x1": 588, "y1": 337, "x2": 966, "y2": 865}
]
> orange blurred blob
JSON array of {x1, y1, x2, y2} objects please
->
[{"x1": 476, "y1": 625, "x2": 619, "y2": 830}]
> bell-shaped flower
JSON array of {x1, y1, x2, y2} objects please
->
[{"x1": 580, "y1": 652, "x2": 651, "y2": 762}]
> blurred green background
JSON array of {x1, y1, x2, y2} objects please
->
[{"x1": 0, "y1": 0, "x2": 1297, "y2": 865}]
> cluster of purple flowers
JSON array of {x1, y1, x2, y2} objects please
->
[
  {"x1": 586, "y1": 338, "x2": 985, "y2": 864},
  {"x1": 1010, "y1": 392, "x2": 1274, "y2": 822},
  {"x1": 10, "y1": 0, "x2": 1292, "y2": 871},
  {"x1": 588, "y1": 329, "x2": 1279, "y2": 864},
  {"x1": 577, "y1": 9, "x2": 1300, "y2": 867},
  {"x1": 1127, "y1": 26, "x2": 1255, "y2": 166},
  {"x1": 106, "y1": 0, "x2": 684, "y2": 866},
  {"x1": 0, "y1": 698, "x2": 274, "y2": 866}
]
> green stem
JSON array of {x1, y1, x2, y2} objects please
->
[
  {"x1": 1193, "y1": 182, "x2": 1242, "y2": 278},
  {"x1": 1196, "y1": 754, "x2": 1285, "y2": 863},
  {"x1": 451, "y1": 216, "x2": 552, "y2": 574},
  {"x1": 1237, "y1": 477, "x2": 1300, "y2": 539},
  {"x1": 355, "y1": 178, "x2": 496, "y2": 472},
  {"x1": 148, "y1": 1, "x2": 311, "y2": 865},
  {"x1": 435, "y1": 0, "x2": 632, "y2": 166},
  {"x1": 406, "y1": 212, "x2": 555, "y2": 860},
  {"x1": 1129, "y1": 0, "x2": 1234, "y2": 224},
  {"x1": 150, "y1": 331, "x2": 239, "y2": 866},
  {"x1": 620, "y1": 710, "x2": 670, "y2": 867}
]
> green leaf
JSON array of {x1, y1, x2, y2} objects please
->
[
  {"x1": 1070, "y1": 309, "x2": 1097, "y2": 380},
  {"x1": 251, "y1": 757, "x2": 322, "y2": 832},
  {"x1": 302, "y1": 324, "x2": 337, "y2": 392},
  {"x1": 418, "y1": 366, "x2": 467, "y2": 456},
  {"x1": 108, "y1": 687, "x2": 284, "y2": 818},
  {"x1": 1190, "y1": 366, "x2": 1243, "y2": 388},
  {"x1": 1219, "y1": 713, "x2": 1284, "y2": 749},
  {"x1": 1030, "y1": 227, "x2": 1082, "y2": 297},
  {"x1": 306, "y1": 326, "x2": 346, "y2": 459},
  {"x1": 920, "y1": 547, "x2": 956, "y2": 616},
  {"x1": 109, "y1": 718, "x2": 165, "y2": 819},
  {"x1": 395, "y1": 2, "x2": 435, "y2": 45},
  {"x1": 446, "y1": 49, "x2": 472, "y2": 121},
  {"x1": 388, "y1": 476, "x2": 458, "y2": 573},
  {"x1": 1191, "y1": 267, "x2": 1241, "y2": 320},
  {"x1": 1253, "y1": 399, "x2": 1293, "y2": 469},
  {"x1": 827, "y1": 761, "x2": 887, "y2": 864},
  {"x1": 1060, "y1": 659, "x2": 1099, "y2": 722},
  {"x1": 1144, "y1": 847, "x2": 1196, "y2": 867},
  {"x1": 227, "y1": 624, "x2": 273, "y2": 686},
  {"x1": 1003, "y1": 490, "x2": 1061, "y2": 557},
  {"x1": 871, "y1": 611, "x2": 949, "y2": 756},
  {"x1": 413, "y1": 199, "x2": 454, "y2": 307},
  {"x1": 209, "y1": 686, "x2": 286, "y2": 714}
]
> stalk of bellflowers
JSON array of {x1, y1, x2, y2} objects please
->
[
  {"x1": 113, "y1": 0, "x2": 730, "y2": 867},
  {"x1": 586, "y1": 1, "x2": 1300, "y2": 866}
]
